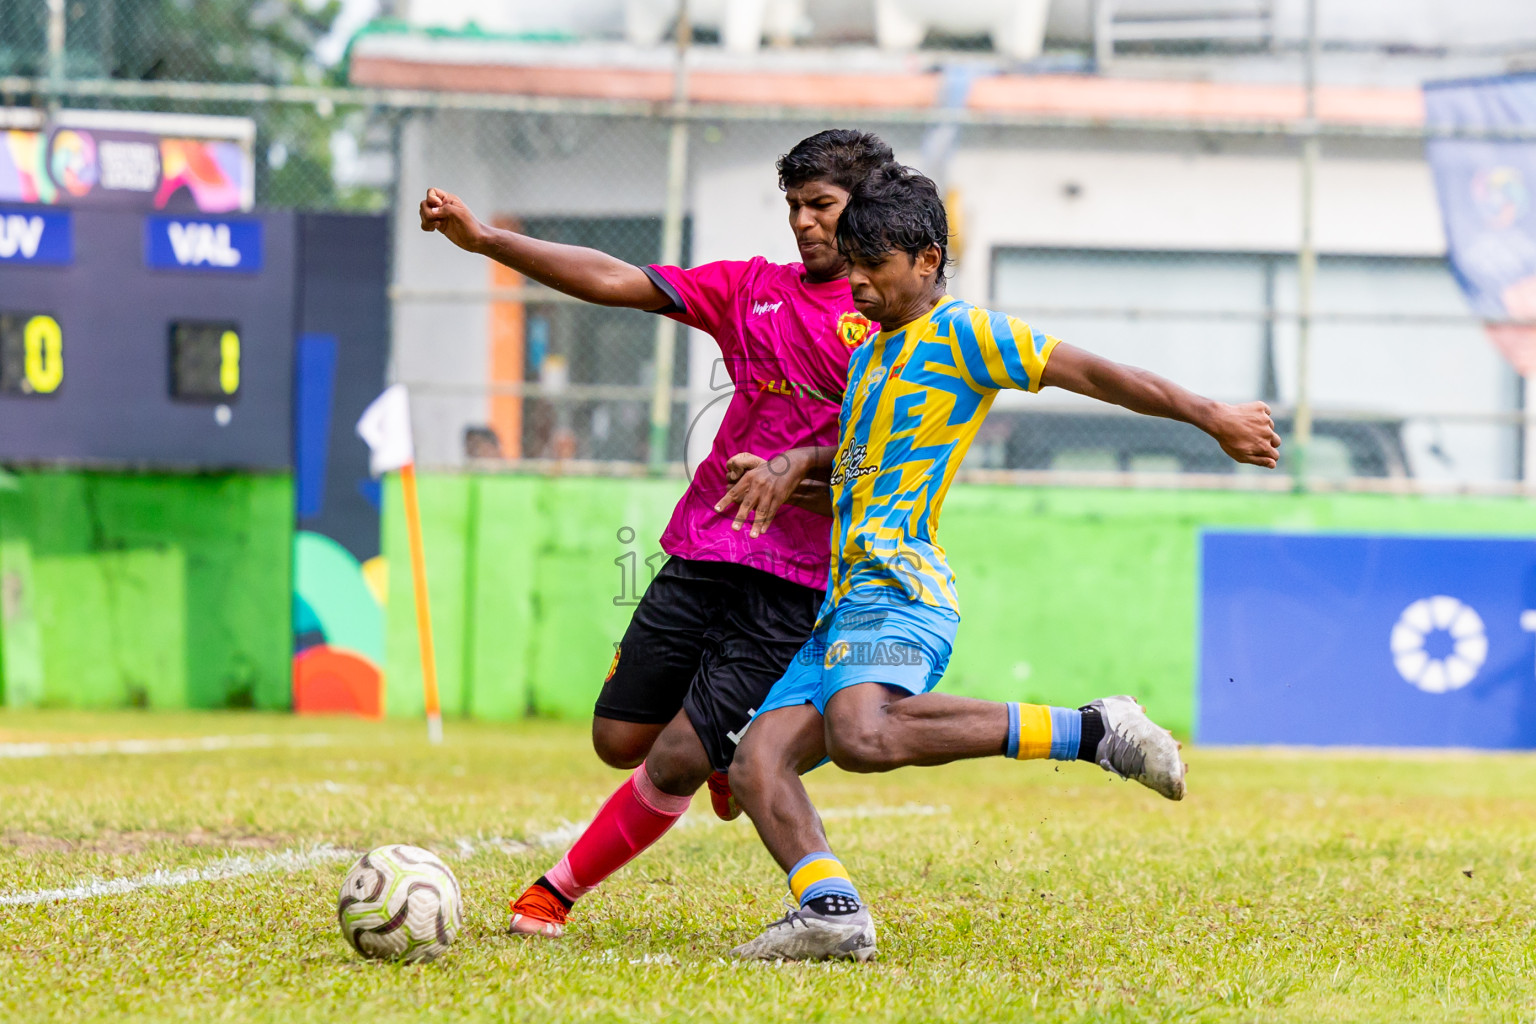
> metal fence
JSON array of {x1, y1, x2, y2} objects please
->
[
  {"x1": 4, "y1": 1, "x2": 1536, "y2": 494},
  {"x1": 382, "y1": 103, "x2": 1536, "y2": 495}
]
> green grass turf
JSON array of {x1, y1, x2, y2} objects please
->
[{"x1": 1, "y1": 712, "x2": 1534, "y2": 1023}]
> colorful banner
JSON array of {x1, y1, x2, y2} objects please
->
[
  {"x1": 0, "y1": 110, "x2": 253, "y2": 213},
  {"x1": 1199, "y1": 532, "x2": 1536, "y2": 748},
  {"x1": 1424, "y1": 74, "x2": 1536, "y2": 373},
  {"x1": 289, "y1": 215, "x2": 391, "y2": 720}
]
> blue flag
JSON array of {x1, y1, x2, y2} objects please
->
[{"x1": 1424, "y1": 74, "x2": 1536, "y2": 340}]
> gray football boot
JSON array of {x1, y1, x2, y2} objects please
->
[
  {"x1": 1083, "y1": 695, "x2": 1187, "y2": 801},
  {"x1": 730, "y1": 901, "x2": 877, "y2": 963}
]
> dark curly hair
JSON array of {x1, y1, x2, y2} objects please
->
[
  {"x1": 835, "y1": 164, "x2": 951, "y2": 287},
  {"x1": 776, "y1": 129, "x2": 896, "y2": 193}
]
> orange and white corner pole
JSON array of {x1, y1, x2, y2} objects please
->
[
  {"x1": 398, "y1": 461, "x2": 443, "y2": 743},
  {"x1": 358, "y1": 384, "x2": 443, "y2": 743}
]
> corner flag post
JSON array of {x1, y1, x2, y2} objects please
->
[
  {"x1": 358, "y1": 384, "x2": 443, "y2": 744},
  {"x1": 399, "y1": 461, "x2": 443, "y2": 743}
]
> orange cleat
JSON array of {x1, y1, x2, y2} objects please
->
[
  {"x1": 507, "y1": 881, "x2": 569, "y2": 938},
  {"x1": 707, "y1": 770, "x2": 741, "y2": 821}
]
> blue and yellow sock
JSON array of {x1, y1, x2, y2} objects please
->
[
  {"x1": 1004, "y1": 703, "x2": 1083, "y2": 761},
  {"x1": 788, "y1": 852, "x2": 860, "y2": 913}
]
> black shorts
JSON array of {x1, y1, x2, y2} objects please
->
[{"x1": 594, "y1": 556, "x2": 822, "y2": 772}]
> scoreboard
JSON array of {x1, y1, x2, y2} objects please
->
[
  {"x1": 168, "y1": 321, "x2": 243, "y2": 403},
  {"x1": 0, "y1": 312, "x2": 64, "y2": 396},
  {"x1": 0, "y1": 207, "x2": 294, "y2": 469}
]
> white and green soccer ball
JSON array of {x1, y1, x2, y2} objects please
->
[{"x1": 337, "y1": 844, "x2": 463, "y2": 963}]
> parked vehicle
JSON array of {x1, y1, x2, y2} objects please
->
[{"x1": 990, "y1": 410, "x2": 1409, "y2": 478}]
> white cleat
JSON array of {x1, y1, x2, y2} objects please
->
[
  {"x1": 1084, "y1": 695, "x2": 1187, "y2": 801},
  {"x1": 730, "y1": 903, "x2": 877, "y2": 962}
]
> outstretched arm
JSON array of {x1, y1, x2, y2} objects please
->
[
  {"x1": 1039, "y1": 342, "x2": 1281, "y2": 468},
  {"x1": 419, "y1": 188, "x2": 669, "y2": 310}
]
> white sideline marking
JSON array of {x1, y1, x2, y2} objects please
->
[
  {"x1": 0, "y1": 734, "x2": 334, "y2": 759},
  {"x1": 0, "y1": 803, "x2": 952, "y2": 907},
  {"x1": 583, "y1": 951, "x2": 678, "y2": 966},
  {"x1": 0, "y1": 845, "x2": 358, "y2": 907}
]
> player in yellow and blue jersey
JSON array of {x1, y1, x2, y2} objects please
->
[{"x1": 716, "y1": 165, "x2": 1282, "y2": 963}]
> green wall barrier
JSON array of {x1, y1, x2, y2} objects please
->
[
  {"x1": 382, "y1": 474, "x2": 674, "y2": 722},
  {"x1": 383, "y1": 474, "x2": 1535, "y2": 734},
  {"x1": 0, "y1": 471, "x2": 293, "y2": 710}
]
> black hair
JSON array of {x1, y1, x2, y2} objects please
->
[
  {"x1": 776, "y1": 129, "x2": 896, "y2": 194},
  {"x1": 835, "y1": 164, "x2": 950, "y2": 287}
]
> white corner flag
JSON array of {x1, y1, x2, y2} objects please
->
[
  {"x1": 357, "y1": 383, "x2": 415, "y2": 476},
  {"x1": 357, "y1": 384, "x2": 442, "y2": 744}
]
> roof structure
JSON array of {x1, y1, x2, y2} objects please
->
[{"x1": 349, "y1": 34, "x2": 1425, "y2": 130}]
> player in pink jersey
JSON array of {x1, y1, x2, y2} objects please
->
[{"x1": 418, "y1": 130, "x2": 894, "y2": 937}]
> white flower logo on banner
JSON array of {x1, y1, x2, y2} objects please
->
[{"x1": 1390, "y1": 596, "x2": 1488, "y2": 694}]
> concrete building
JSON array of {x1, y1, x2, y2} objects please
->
[{"x1": 357, "y1": 2, "x2": 1536, "y2": 487}]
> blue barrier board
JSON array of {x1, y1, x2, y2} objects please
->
[{"x1": 1199, "y1": 531, "x2": 1536, "y2": 748}]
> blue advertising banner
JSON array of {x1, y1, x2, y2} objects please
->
[
  {"x1": 0, "y1": 209, "x2": 72, "y2": 265},
  {"x1": 144, "y1": 215, "x2": 262, "y2": 272},
  {"x1": 294, "y1": 333, "x2": 339, "y2": 519},
  {"x1": 1199, "y1": 532, "x2": 1536, "y2": 748}
]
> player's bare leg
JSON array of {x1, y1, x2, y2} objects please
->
[
  {"x1": 643, "y1": 713, "x2": 716, "y2": 795},
  {"x1": 728, "y1": 705, "x2": 877, "y2": 961},
  {"x1": 823, "y1": 684, "x2": 1185, "y2": 800},
  {"x1": 729, "y1": 704, "x2": 833, "y2": 871},
  {"x1": 509, "y1": 709, "x2": 714, "y2": 937},
  {"x1": 822, "y1": 683, "x2": 1012, "y2": 769}
]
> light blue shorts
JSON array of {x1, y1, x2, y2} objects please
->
[{"x1": 755, "y1": 595, "x2": 960, "y2": 718}]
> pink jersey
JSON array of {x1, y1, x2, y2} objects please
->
[{"x1": 646, "y1": 257, "x2": 870, "y2": 591}]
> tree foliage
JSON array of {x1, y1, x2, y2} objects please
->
[{"x1": 85, "y1": 0, "x2": 340, "y2": 83}]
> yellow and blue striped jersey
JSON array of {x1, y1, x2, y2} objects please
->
[{"x1": 822, "y1": 295, "x2": 1060, "y2": 618}]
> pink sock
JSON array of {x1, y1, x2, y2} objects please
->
[{"x1": 545, "y1": 763, "x2": 692, "y2": 902}]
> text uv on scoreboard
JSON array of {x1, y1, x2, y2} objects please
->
[{"x1": 1198, "y1": 531, "x2": 1536, "y2": 748}]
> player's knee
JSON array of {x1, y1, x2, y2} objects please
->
[
  {"x1": 643, "y1": 728, "x2": 712, "y2": 795},
  {"x1": 643, "y1": 754, "x2": 706, "y2": 795},
  {"x1": 591, "y1": 718, "x2": 653, "y2": 770},
  {"x1": 825, "y1": 721, "x2": 896, "y2": 773},
  {"x1": 594, "y1": 744, "x2": 645, "y2": 771},
  {"x1": 727, "y1": 737, "x2": 772, "y2": 804}
]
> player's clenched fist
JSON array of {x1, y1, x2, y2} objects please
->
[
  {"x1": 1209, "y1": 400, "x2": 1282, "y2": 468},
  {"x1": 419, "y1": 188, "x2": 486, "y2": 253}
]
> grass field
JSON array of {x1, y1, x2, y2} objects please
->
[{"x1": 2, "y1": 711, "x2": 1534, "y2": 1023}]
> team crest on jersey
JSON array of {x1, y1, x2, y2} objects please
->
[
  {"x1": 605, "y1": 644, "x2": 621, "y2": 682},
  {"x1": 836, "y1": 311, "x2": 873, "y2": 349}
]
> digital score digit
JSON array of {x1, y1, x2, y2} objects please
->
[
  {"x1": 169, "y1": 321, "x2": 241, "y2": 401},
  {"x1": 0, "y1": 313, "x2": 64, "y2": 396}
]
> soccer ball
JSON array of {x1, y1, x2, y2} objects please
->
[{"x1": 337, "y1": 844, "x2": 464, "y2": 963}]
